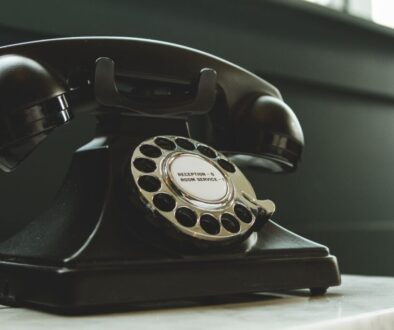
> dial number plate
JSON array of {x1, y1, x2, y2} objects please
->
[{"x1": 168, "y1": 153, "x2": 228, "y2": 203}]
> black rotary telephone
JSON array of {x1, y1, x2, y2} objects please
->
[{"x1": 0, "y1": 37, "x2": 340, "y2": 312}]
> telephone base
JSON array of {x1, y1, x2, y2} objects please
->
[
  {"x1": 0, "y1": 221, "x2": 340, "y2": 313},
  {"x1": 0, "y1": 138, "x2": 340, "y2": 313}
]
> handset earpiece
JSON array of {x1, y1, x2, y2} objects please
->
[
  {"x1": 0, "y1": 55, "x2": 71, "y2": 172},
  {"x1": 229, "y1": 95, "x2": 304, "y2": 172}
]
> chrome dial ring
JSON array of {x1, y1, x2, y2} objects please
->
[{"x1": 130, "y1": 135, "x2": 273, "y2": 243}]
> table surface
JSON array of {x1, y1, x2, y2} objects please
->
[{"x1": 0, "y1": 275, "x2": 393, "y2": 330}]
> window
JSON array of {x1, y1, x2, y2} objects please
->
[{"x1": 304, "y1": 0, "x2": 394, "y2": 28}]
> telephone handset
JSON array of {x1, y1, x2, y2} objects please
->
[{"x1": 0, "y1": 37, "x2": 339, "y2": 312}]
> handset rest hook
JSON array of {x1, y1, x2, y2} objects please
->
[{"x1": 94, "y1": 57, "x2": 217, "y2": 117}]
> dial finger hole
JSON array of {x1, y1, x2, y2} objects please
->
[
  {"x1": 175, "y1": 207, "x2": 197, "y2": 227},
  {"x1": 221, "y1": 213, "x2": 240, "y2": 233},
  {"x1": 234, "y1": 204, "x2": 253, "y2": 223},
  {"x1": 133, "y1": 158, "x2": 156, "y2": 173},
  {"x1": 218, "y1": 159, "x2": 236, "y2": 173},
  {"x1": 154, "y1": 137, "x2": 176, "y2": 150},
  {"x1": 200, "y1": 214, "x2": 220, "y2": 235},
  {"x1": 197, "y1": 145, "x2": 217, "y2": 158},
  {"x1": 175, "y1": 138, "x2": 195, "y2": 151},
  {"x1": 138, "y1": 175, "x2": 161, "y2": 192},
  {"x1": 153, "y1": 193, "x2": 176, "y2": 212},
  {"x1": 140, "y1": 144, "x2": 162, "y2": 158}
]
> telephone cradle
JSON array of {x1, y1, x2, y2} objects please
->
[{"x1": 0, "y1": 37, "x2": 340, "y2": 312}]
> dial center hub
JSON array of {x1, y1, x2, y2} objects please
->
[{"x1": 168, "y1": 153, "x2": 228, "y2": 203}]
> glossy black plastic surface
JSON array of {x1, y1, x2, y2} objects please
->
[
  {"x1": 0, "y1": 38, "x2": 339, "y2": 312},
  {"x1": 0, "y1": 37, "x2": 304, "y2": 172},
  {"x1": 0, "y1": 148, "x2": 339, "y2": 312},
  {"x1": 230, "y1": 96, "x2": 304, "y2": 171},
  {"x1": 0, "y1": 55, "x2": 71, "y2": 171},
  {"x1": 0, "y1": 116, "x2": 340, "y2": 312}
]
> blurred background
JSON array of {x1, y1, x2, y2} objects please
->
[{"x1": 0, "y1": 0, "x2": 393, "y2": 275}]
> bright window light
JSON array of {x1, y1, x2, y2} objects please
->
[
  {"x1": 303, "y1": 0, "x2": 394, "y2": 29},
  {"x1": 371, "y1": 0, "x2": 394, "y2": 28},
  {"x1": 304, "y1": 0, "x2": 344, "y2": 9}
]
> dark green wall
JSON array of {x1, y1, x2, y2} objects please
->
[{"x1": 0, "y1": 0, "x2": 393, "y2": 275}]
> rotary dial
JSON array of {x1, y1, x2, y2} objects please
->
[{"x1": 130, "y1": 135, "x2": 275, "y2": 243}]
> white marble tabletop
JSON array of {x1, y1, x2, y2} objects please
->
[{"x1": 0, "y1": 275, "x2": 393, "y2": 330}]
